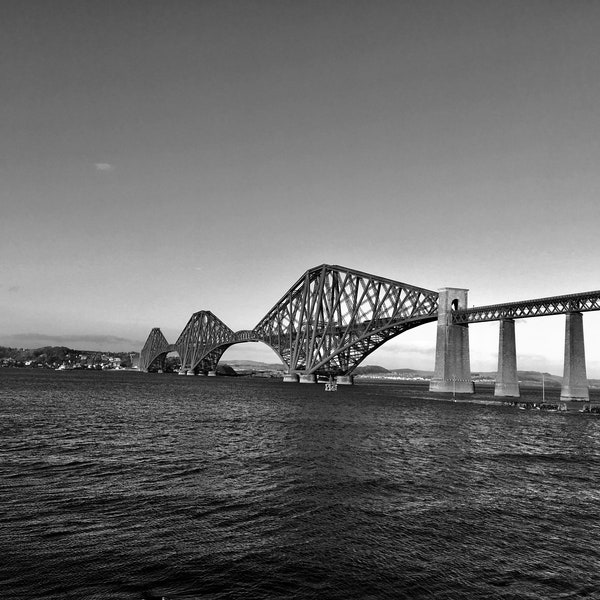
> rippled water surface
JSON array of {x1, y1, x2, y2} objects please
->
[{"x1": 2, "y1": 369, "x2": 600, "y2": 599}]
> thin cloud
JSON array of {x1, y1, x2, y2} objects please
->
[{"x1": 94, "y1": 163, "x2": 114, "y2": 172}]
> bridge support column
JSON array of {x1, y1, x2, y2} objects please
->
[
  {"x1": 561, "y1": 312, "x2": 589, "y2": 402},
  {"x1": 336, "y1": 375, "x2": 354, "y2": 385},
  {"x1": 186, "y1": 369, "x2": 195, "y2": 375},
  {"x1": 283, "y1": 373, "x2": 299, "y2": 383},
  {"x1": 429, "y1": 288, "x2": 474, "y2": 394},
  {"x1": 299, "y1": 374, "x2": 316, "y2": 383},
  {"x1": 494, "y1": 319, "x2": 520, "y2": 397},
  {"x1": 207, "y1": 370, "x2": 217, "y2": 377}
]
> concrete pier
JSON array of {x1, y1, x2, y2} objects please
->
[
  {"x1": 336, "y1": 375, "x2": 354, "y2": 385},
  {"x1": 494, "y1": 319, "x2": 520, "y2": 397},
  {"x1": 283, "y1": 373, "x2": 299, "y2": 383},
  {"x1": 207, "y1": 370, "x2": 217, "y2": 377},
  {"x1": 299, "y1": 374, "x2": 316, "y2": 383},
  {"x1": 429, "y1": 288, "x2": 474, "y2": 393},
  {"x1": 561, "y1": 312, "x2": 589, "y2": 401}
]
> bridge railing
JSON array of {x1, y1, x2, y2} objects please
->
[
  {"x1": 234, "y1": 330, "x2": 260, "y2": 342},
  {"x1": 453, "y1": 290, "x2": 600, "y2": 324}
]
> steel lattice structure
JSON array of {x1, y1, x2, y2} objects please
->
[
  {"x1": 139, "y1": 328, "x2": 175, "y2": 372},
  {"x1": 175, "y1": 311, "x2": 260, "y2": 373},
  {"x1": 453, "y1": 290, "x2": 600, "y2": 324},
  {"x1": 140, "y1": 264, "x2": 439, "y2": 375},
  {"x1": 253, "y1": 264, "x2": 439, "y2": 376},
  {"x1": 140, "y1": 265, "x2": 600, "y2": 377}
]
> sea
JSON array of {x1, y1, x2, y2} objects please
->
[{"x1": 2, "y1": 369, "x2": 600, "y2": 600}]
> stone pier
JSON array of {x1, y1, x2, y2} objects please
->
[
  {"x1": 283, "y1": 373, "x2": 299, "y2": 383},
  {"x1": 336, "y1": 375, "x2": 354, "y2": 385},
  {"x1": 560, "y1": 312, "x2": 589, "y2": 401},
  {"x1": 299, "y1": 374, "x2": 316, "y2": 383},
  {"x1": 494, "y1": 319, "x2": 520, "y2": 397},
  {"x1": 429, "y1": 288, "x2": 474, "y2": 394},
  {"x1": 207, "y1": 370, "x2": 217, "y2": 377}
]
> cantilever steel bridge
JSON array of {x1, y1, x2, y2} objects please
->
[
  {"x1": 140, "y1": 264, "x2": 439, "y2": 376},
  {"x1": 140, "y1": 264, "x2": 600, "y2": 385}
]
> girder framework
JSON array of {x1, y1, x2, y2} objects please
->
[
  {"x1": 252, "y1": 264, "x2": 438, "y2": 376},
  {"x1": 453, "y1": 290, "x2": 600, "y2": 324},
  {"x1": 139, "y1": 266, "x2": 600, "y2": 379},
  {"x1": 139, "y1": 328, "x2": 174, "y2": 372},
  {"x1": 175, "y1": 311, "x2": 259, "y2": 372},
  {"x1": 176, "y1": 311, "x2": 233, "y2": 372}
]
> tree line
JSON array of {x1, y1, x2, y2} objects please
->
[{"x1": 0, "y1": 346, "x2": 137, "y2": 368}]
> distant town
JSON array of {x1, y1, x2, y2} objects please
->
[
  {"x1": 0, "y1": 346, "x2": 139, "y2": 371},
  {"x1": 2, "y1": 345, "x2": 599, "y2": 388}
]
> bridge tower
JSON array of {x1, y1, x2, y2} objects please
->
[
  {"x1": 561, "y1": 312, "x2": 589, "y2": 401},
  {"x1": 494, "y1": 319, "x2": 520, "y2": 397},
  {"x1": 429, "y1": 288, "x2": 474, "y2": 393}
]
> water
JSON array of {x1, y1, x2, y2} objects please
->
[{"x1": 2, "y1": 369, "x2": 600, "y2": 599}]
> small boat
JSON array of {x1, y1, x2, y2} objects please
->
[{"x1": 324, "y1": 376, "x2": 337, "y2": 392}]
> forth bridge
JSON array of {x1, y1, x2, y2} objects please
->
[{"x1": 140, "y1": 264, "x2": 600, "y2": 403}]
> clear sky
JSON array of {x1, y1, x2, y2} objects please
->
[{"x1": 2, "y1": 0, "x2": 600, "y2": 376}]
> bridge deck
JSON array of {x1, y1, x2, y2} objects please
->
[{"x1": 453, "y1": 290, "x2": 600, "y2": 324}]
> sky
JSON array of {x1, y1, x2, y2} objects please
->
[{"x1": 2, "y1": 0, "x2": 600, "y2": 376}]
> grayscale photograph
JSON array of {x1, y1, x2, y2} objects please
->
[{"x1": 2, "y1": 1, "x2": 600, "y2": 599}]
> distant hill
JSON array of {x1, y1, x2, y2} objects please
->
[
  {"x1": 219, "y1": 361, "x2": 600, "y2": 386},
  {"x1": 355, "y1": 366, "x2": 600, "y2": 387},
  {"x1": 508, "y1": 371, "x2": 563, "y2": 386},
  {"x1": 355, "y1": 366, "x2": 433, "y2": 378},
  {"x1": 354, "y1": 365, "x2": 390, "y2": 375},
  {"x1": 3, "y1": 346, "x2": 599, "y2": 387},
  {"x1": 222, "y1": 360, "x2": 286, "y2": 372},
  {"x1": 0, "y1": 345, "x2": 137, "y2": 368}
]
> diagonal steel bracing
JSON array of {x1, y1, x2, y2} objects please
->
[
  {"x1": 139, "y1": 265, "x2": 600, "y2": 379},
  {"x1": 139, "y1": 328, "x2": 175, "y2": 372},
  {"x1": 252, "y1": 264, "x2": 439, "y2": 376},
  {"x1": 452, "y1": 290, "x2": 600, "y2": 324},
  {"x1": 176, "y1": 311, "x2": 239, "y2": 373}
]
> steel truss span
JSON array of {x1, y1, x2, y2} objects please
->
[
  {"x1": 453, "y1": 290, "x2": 600, "y2": 324},
  {"x1": 253, "y1": 264, "x2": 438, "y2": 376},
  {"x1": 139, "y1": 328, "x2": 175, "y2": 372},
  {"x1": 139, "y1": 264, "x2": 439, "y2": 376},
  {"x1": 175, "y1": 311, "x2": 260, "y2": 373}
]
